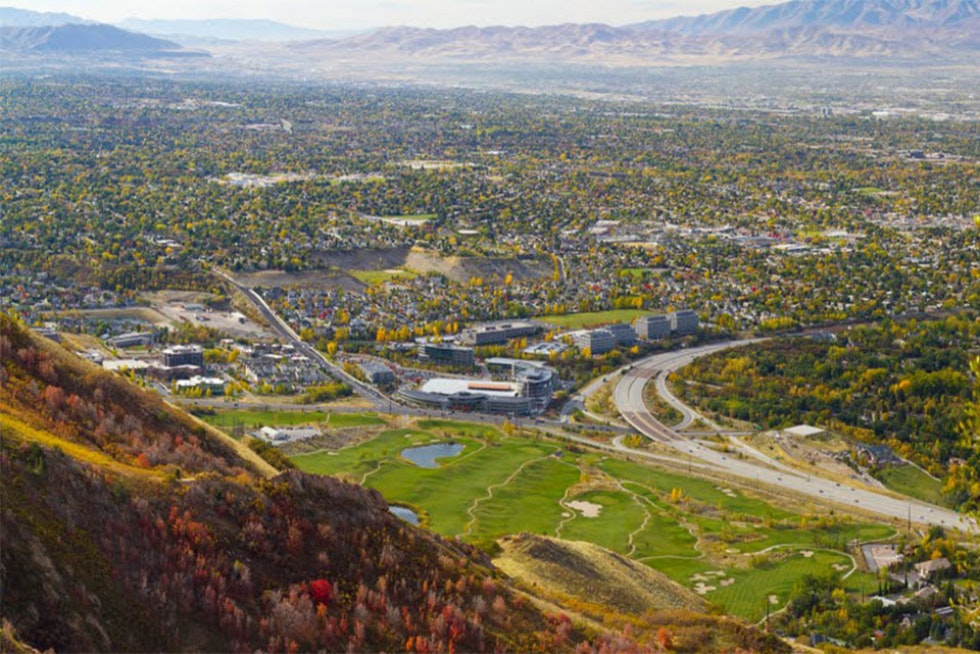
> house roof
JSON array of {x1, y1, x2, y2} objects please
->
[{"x1": 915, "y1": 558, "x2": 951, "y2": 574}]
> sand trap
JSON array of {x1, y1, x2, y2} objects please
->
[
  {"x1": 715, "y1": 486, "x2": 738, "y2": 498},
  {"x1": 801, "y1": 550, "x2": 814, "y2": 558},
  {"x1": 720, "y1": 578, "x2": 735, "y2": 587},
  {"x1": 561, "y1": 512, "x2": 571, "y2": 518},
  {"x1": 768, "y1": 595, "x2": 779, "y2": 605},
  {"x1": 832, "y1": 563, "x2": 849, "y2": 571},
  {"x1": 567, "y1": 500, "x2": 602, "y2": 518},
  {"x1": 693, "y1": 582, "x2": 716, "y2": 595}
]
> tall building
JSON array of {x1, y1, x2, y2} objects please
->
[
  {"x1": 669, "y1": 310, "x2": 699, "y2": 336},
  {"x1": 606, "y1": 322, "x2": 636, "y2": 346},
  {"x1": 163, "y1": 344, "x2": 204, "y2": 368},
  {"x1": 419, "y1": 342, "x2": 475, "y2": 367},
  {"x1": 571, "y1": 328, "x2": 616, "y2": 355},
  {"x1": 636, "y1": 315, "x2": 670, "y2": 340}
]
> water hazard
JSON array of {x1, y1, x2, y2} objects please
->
[
  {"x1": 389, "y1": 506, "x2": 419, "y2": 525},
  {"x1": 401, "y1": 443, "x2": 463, "y2": 468}
]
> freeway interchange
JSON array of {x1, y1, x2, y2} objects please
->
[
  {"x1": 613, "y1": 342, "x2": 978, "y2": 535},
  {"x1": 217, "y1": 269, "x2": 976, "y2": 534}
]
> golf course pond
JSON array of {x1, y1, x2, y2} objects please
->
[
  {"x1": 401, "y1": 443, "x2": 464, "y2": 468},
  {"x1": 389, "y1": 505, "x2": 420, "y2": 525}
]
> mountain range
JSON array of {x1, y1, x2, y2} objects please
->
[
  {"x1": 296, "y1": 0, "x2": 980, "y2": 62},
  {"x1": 2, "y1": 0, "x2": 979, "y2": 66},
  {"x1": 117, "y1": 18, "x2": 358, "y2": 42},
  {"x1": 0, "y1": 23, "x2": 183, "y2": 53}
]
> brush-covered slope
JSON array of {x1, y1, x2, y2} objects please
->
[
  {"x1": 0, "y1": 315, "x2": 633, "y2": 653},
  {"x1": 494, "y1": 534, "x2": 787, "y2": 653}
]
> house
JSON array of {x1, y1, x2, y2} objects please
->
[{"x1": 915, "y1": 558, "x2": 952, "y2": 580}]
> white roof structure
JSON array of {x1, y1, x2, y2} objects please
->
[
  {"x1": 421, "y1": 378, "x2": 521, "y2": 397},
  {"x1": 783, "y1": 425, "x2": 825, "y2": 438},
  {"x1": 103, "y1": 359, "x2": 150, "y2": 372}
]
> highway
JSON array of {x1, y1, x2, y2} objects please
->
[
  {"x1": 215, "y1": 268, "x2": 976, "y2": 533},
  {"x1": 613, "y1": 341, "x2": 978, "y2": 534}
]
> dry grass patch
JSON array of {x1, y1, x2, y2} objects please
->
[{"x1": 494, "y1": 533, "x2": 704, "y2": 616}]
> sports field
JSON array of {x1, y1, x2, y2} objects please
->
[{"x1": 536, "y1": 308, "x2": 649, "y2": 329}]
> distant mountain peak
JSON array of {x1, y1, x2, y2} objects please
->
[
  {"x1": 627, "y1": 0, "x2": 980, "y2": 34},
  {"x1": 0, "y1": 6, "x2": 93, "y2": 27},
  {"x1": 116, "y1": 17, "x2": 358, "y2": 42},
  {"x1": 0, "y1": 23, "x2": 185, "y2": 53}
]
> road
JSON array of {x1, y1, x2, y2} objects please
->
[
  {"x1": 614, "y1": 341, "x2": 978, "y2": 534},
  {"x1": 213, "y1": 270, "x2": 976, "y2": 532},
  {"x1": 215, "y1": 269, "x2": 386, "y2": 407}
]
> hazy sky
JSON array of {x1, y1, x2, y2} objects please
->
[{"x1": 22, "y1": 0, "x2": 783, "y2": 30}]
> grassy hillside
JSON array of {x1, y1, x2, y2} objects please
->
[
  {"x1": 494, "y1": 533, "x2": 704, "y2": 615},
  {"x1": 0, "y1": 315, "x2": 651, "y2": 653}
]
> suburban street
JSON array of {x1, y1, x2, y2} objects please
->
[
  {"x1": 215, "y1": 269, "x2": 387, "y2": 407},
  {"x1": 614, "y1": 342, "x2": 979, "y2": 534}
]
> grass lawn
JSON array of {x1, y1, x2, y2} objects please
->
[
  {"x1": 198, "y1": 409, "x2": 328, "y2": 428},
  {"x1": 536, "y1": 308, "x2": 649, "y2": 329},
  {"x1": 324, "y1": 413, "x2": 387, "y2": 427},
  {"x1": 708, "y1": 550, "x2": 855, "y2": 621},
  {"x1": 559, "y1": 490, "x2": 647, "y2": 555},
  {"x1": 290, "y1": 428, "x2": 446, "y2": 478},
  {"x1": 415, "y1": 419, "x2": 504, "y2": 439},
  {"x1": 601, "y1": 459, "x2": 795, "y2": 521},
  {"x1": 733, "y1": 523, "x2": 895, "y2": 554},
  {"x1": 469, "y1": 457, "x2": 580, "y2": 542},
  {"x1": 197, "y1": 409, "x2": 384, "y2": 429},
  {"x1": 350, "y1": 269, "x2": 418, "y2": 285},
  {"x1": 877, "y1": 465, "x2": 944, "y2": 505},
  {"x1": 293, "y1": 427, "x2": 560, "y2": 536}
]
